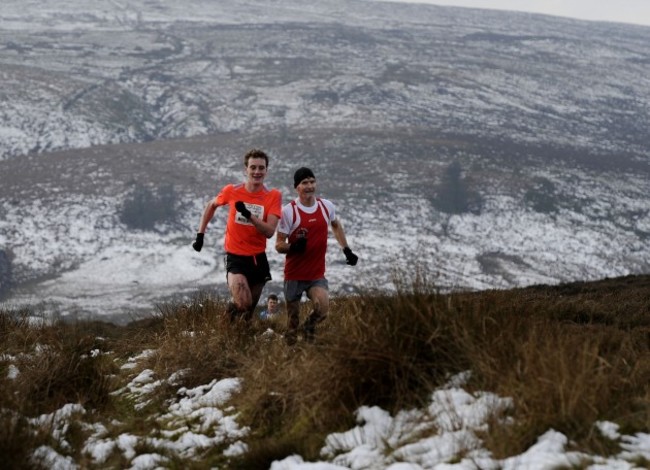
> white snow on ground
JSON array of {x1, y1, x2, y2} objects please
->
[{"x1": 15, "y1": 359, "x2": 650, "y2": 470}]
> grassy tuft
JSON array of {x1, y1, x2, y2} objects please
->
[{"x1": 1, "y1": 274, "x2": 649, "y2": 467}]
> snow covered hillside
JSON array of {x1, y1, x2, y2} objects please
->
[{"x1": 1, "y1": 0, "x2": 649, "y2": 321}]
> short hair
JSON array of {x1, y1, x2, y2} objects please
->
[
  {"x1": 267, "y1": 294, "x2": 278, "y2": 301},
  {"x1": 244, "y1": 148, "x2": 269, "y2": 167}
]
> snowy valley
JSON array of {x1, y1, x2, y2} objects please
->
[{"x1": 1, "y1": 0, "x2": 649, "y2": 322}]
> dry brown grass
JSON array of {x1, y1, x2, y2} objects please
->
[
  {"x1": 447, "y1": 283, "x2": 650, "y2": 457},
  {"x1": 1, "y1": 313, "x2": 117, "y2": 416},
  {"x1": 1, "y1": 274, "x2": 649, "y2": 468},
  {"x1": 0, "y1": 310, "x2": 121, "y2": 468}
]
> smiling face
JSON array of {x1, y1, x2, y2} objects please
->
[{"x1": 245, "y1": 157, "x2": 268, "y2": 187}]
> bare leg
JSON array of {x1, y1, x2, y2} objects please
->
[
  {"x1": 227, "y1": 272, "x2": 253, "y2": 321},
  {"x1": 303, "y1": 286, "x2": 329, "y2": 340},
  {"x1": 285, "y1": 300, "x2": 301, "y2": 345},
  {"x1": 246, "y1": 281, "x2": 266, "y2": 321}
]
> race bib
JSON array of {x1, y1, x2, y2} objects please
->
[{"x1": 235, "y1": 203, "x2": 264, "y2": 225}]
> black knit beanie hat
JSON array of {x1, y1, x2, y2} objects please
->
[{"x1": 293, "y1": 167, "x2": 315, "y2": 187}]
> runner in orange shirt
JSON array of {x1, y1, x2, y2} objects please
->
[{"x1": 192, "y1": 149, "x2": 282, "y2": 321}]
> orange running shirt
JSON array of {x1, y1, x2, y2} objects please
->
[{"x1": 215, "y1": 183, "x2": 282, "y2": 256}]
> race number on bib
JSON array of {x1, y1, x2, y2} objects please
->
[{"x1": 235, "y1": 203, "x2": 264, "y2": 225}]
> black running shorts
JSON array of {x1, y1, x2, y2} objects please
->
[{"x1": 224, "y1": 252, "x2": 272, "y2": 285}]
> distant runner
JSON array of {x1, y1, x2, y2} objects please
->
[{"x1": 258, "y1": 293, "x2": 280, "y2": 320}]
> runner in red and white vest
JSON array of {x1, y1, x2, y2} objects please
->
[{"x1": 276, "y1": 167, "x2": 358, "y2": 344}]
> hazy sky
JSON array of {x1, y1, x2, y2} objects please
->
[{"x1": 382, "y1": 1, "x2": 650, "y2": 27}]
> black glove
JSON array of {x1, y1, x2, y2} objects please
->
[
  {"x1": 192, "y1": 233, "x2": 204, "y2": 252},
  {"x1": 343, "y1": 247, "x2": 358, "y2": 266},
  {"x1": 235, "y1": 201, "x2": 252, "y2": 220},
  {"x1": 289, "y1": 237, "x2": 307, "y2": 254}
]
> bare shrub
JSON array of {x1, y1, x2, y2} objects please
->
[
  {"x1": 119, "y1": 182, "x2": 178, "y2": 231},
  {"x1": 524, "y1": 176, "x2": 558, "y2": 213},
  {"x1": 432, "y1": 160, "x2": 483, "y2": 215}
]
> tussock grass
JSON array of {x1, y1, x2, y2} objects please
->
[
  {"x1": 0, "y1": 409, "x2": 38, "y2": 470},
  {"x1": 1, "y1": 274, "x2": 649, "y2": 468},
  {"x1": 456, "y1": 285, "x2": 650, "y2": 457},
  {"x1": 0, "y1": 312, "x2": 116, "y2": 416},
  {"x1": 149, "y1": 295, "x2": 279, "y2": 386}
]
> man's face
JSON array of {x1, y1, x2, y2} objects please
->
[
  {"x1": 246, "y1": 157, "x2": 267, "y2": 184},
  {"x1": 268, "y1": 298, "x2": 279, "y2": 312},
  {"x1": 296, "y1": 177, "x2": 316, "y2": 198}
]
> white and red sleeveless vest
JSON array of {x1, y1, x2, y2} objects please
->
[{"x1": 284, "y1": 199, "x2": 331, "y2": 281}]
